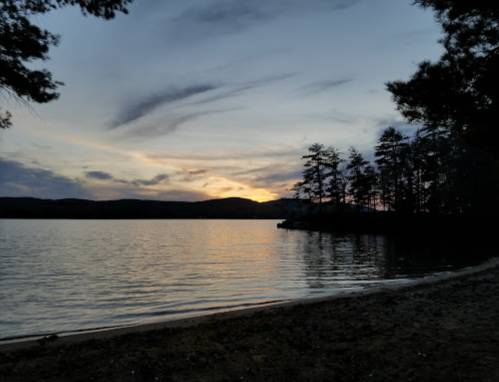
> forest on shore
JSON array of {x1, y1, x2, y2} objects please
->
[
  {"x1": 280, "y1": 2, "x2": 499, "y2": 232},
  {"x1": 288, "y1": 125, "x2": 497, "y2": 215}
]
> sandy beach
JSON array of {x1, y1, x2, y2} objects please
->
[{"x1": 1, "y1": 259, "x2": 498, "y2": 381}]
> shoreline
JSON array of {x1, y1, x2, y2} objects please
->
[
  {"x1": 2, "y1": 257, "x2": 498, "y2": 353},
  {"x1": 0, "y1": 299, "x2": 293, "y2": 351},
  {"x1": 2, "y1": 258, "x2": 499, "y2": 381}
]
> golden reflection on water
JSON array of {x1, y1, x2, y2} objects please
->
[{"x1": 0, "y1": 219, "x2": 490, "y2": 340}]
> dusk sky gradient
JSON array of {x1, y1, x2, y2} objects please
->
[{"x1": 0, "y1": 0, "x2": 443, "y2": 202}]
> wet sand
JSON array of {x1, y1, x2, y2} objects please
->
[{"x1": 1, "y1": 259, "x2": 498, "y2": 381}]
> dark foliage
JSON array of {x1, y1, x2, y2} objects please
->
[
  {"x1": 292, "y1": 125, "x2": 499, "y2": 216},
  {"x1": 289, "y1": 1, "x2": 499, "y2": 219},
  {"x1": 386, "y1": 1, "x2": 499, "y2": 158},
  {"x1": 0, "y1": 0, "x2": 133, "y2": 127}
]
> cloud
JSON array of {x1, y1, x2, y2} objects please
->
[
  {"x1": 146, "y1": 145, "x2": 304, "y2": 162},
  {"x1": 231, "y1": 166, "x2": 272, "y2": 177},
  {"x1": 170, "y1": 0, "x2": 362, "y2": 39},
  {"x1": 187, "y1": 169, "x2": 207, "y2": 175},
  {"x1": 227, "y1": 163, "x2": 303, "y2": 193},
  {"x1": 217, "y1": 186, "x2": 235, "y2": 194},
  {"x1": 181, "y1": 169, "x2": 208, "y2": 182},
  {"x1": 253, "y1": 170, "x2": 303, "y2": 185},
  {"x1": 330, "y1": 0, "x2": 362, "y2": 10},
  {"x1": 131, "y1": 173, "x2": 169, "y2": 186},
  {"x1": 110, "y1": 84, "x2": 220, "y2": 128},
  {"x1": 175, "y1": 1, "x2": 269, "y2": 35},
  {"x1": 85, "y1": 171, "x2": 113, "y2": 180},
  {"x1": 123, "y1": 107, "x2": 240, "y2": 139},
  {"x1": 0, "y1": 158, "x2": 92, "y2": 199},
  {"x1": 190, "y1": 73, "x2": 298, "y2": 106},
  {"x1": 115, "y1": 73, "x2": 297, "y2": 139},
  {"x1": 83, "y1": 170, "x2": 130, "y2": 185},
  {"x1": 245, "y1": 168, "x2": 303, "y2": 192},
  {"x1": 299, "y1": 78, "x2": 354, "y2": 95},
  {"x1": 321, "y1": 109, "x2": 358, "y2": 125},
  {"x1": 83, "y1": 170, "x2": 170, "y2": 188},
  {"x1": 189, "y1": 85, "x2": 257, "y2": 106},
  {"x1": 115, "y1": 179, "x2": 131, "y2": 184}
]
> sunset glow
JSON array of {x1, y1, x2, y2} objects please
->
[{"x1": 0, "y1": 1, "x2": 443, "y2": 202}]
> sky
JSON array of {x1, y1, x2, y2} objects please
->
[{"x1": 0, "y1": 0, "x2": 444, "y2": 202}]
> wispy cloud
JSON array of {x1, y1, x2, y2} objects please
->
[
  {"x1": 118, "y1": 73, "x2": 297, "y2": 139},
  {"x1": 181, "y1": 169, "x2": 208, "y2": 182},
  {"x1": 131, "y1": 173, "x2": 170, "y2": 187},
  {"x1": 111, "y1": 72, "x2": 296, "y2": 136},
  {"x1": 110, "y1": 84, "x2": 220, "y2": 128},
  {"x1": 123, "y1": 107, "x2": 240, "y2": 139},
  {"x1": 174, "y1": 1, "x2": 269, "y2": 36},
  {"x1": 0, "y1": 158, "x2": 92, "y2": 199},
  {"x1": 234, "y1": 165, "x2": 302, "y2": 191},
  {"x1": 253, "y1": 170, "x2": 303, "y2": 185},
  {"x1": 189, "y1": 73, "x2": 297, "y2": 106},
  {"x1": 231, "y1": 166, "x2": 273, "y2": 177},
  {"x1": 146, "y1": 145, "x2": 303, "y2": 162},
  {"x1": 324, "y1": 109, "x2": 358, "y2": 125},
  {"x1": 299, "y1": 78, "x2": 354, "y2": 95},
  {"x1": 169, "y1": 0, "x2": 362, "y2": 40},
  {"x1": 85, "y1": 171, "x2": 113, "y2": 180},
  {"x1": 330, "y1": 0, "x2": 362, "y2": 11},
  {"x1": 83, "y1": 169, "x2": 170, "y2": 188}
]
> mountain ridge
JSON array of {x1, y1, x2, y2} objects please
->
[{"x1": 0, "y1": 197, "x2": 299, "y2": 219}]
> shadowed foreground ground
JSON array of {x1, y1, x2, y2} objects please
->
[{"x1": 1, "y1": 262, "x2": 498, "y2": 382}]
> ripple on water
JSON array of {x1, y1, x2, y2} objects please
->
[{"x1": 0, "y1": 219, "x2": 492, "y2": 340}]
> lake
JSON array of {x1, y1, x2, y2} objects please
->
[{"x1": 0, "y1": 219, "x2": 492, "y2": 341}]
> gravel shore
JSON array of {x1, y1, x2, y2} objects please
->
[{"x1": 1, "y1": 260, "x2": 498, "y2": 382}]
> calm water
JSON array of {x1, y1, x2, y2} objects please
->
[{"x1": 0, "y1": 219, "x2": 492, "y2": 341}]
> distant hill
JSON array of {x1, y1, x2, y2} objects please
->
[{"x1": 0, "y1": 197, "x2": 302, "y2": 219}]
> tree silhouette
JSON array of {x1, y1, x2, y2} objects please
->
[
  {"x1": 375, "y1": 127, "x2": 409, "y2": 212},
  {"x1": 363, "y1": 163, "x2": 378, "y2": 212},
  {"x1": 0, "y1": 107, "x2": 11, "y2": 129},
  {"x1": 386, "y1": 1, "x2": 499, "y2": 158},
  {"x1": 0, "y1": 0, "x2": 133, "y2": 128},
  {"x1": 324, "y1": 146, "x2": 345, "y2": 205},
  {"x1": 291, "y1": 126, "x2": 498, "y2": 217},
  {"x1": 301, "y1": 143, "x2": 329, "y2": 214},
  {"x1": 346, "y1": 147, "x2": 370, "y2": 211}
]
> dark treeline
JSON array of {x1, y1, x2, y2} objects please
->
[
  {"x1": 288, "y1": 0, "x2": 499, "y2": 227},
  {"x1": 290, "y1": 126, "x2": 499, "y2": 217},
  {"x1": 0, "y1": 197, "x2": 299, "y2": 219}
]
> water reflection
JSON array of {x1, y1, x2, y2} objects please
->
[
  {"x1": 293, "y1": 232, "x2": 384, "y2": 291},
  {"x1": 286, "y1": 231, "x2": 491, "y2": 291},
  {"x1": 0, "y1": 219, "x2": 492, "y2": 340}
]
